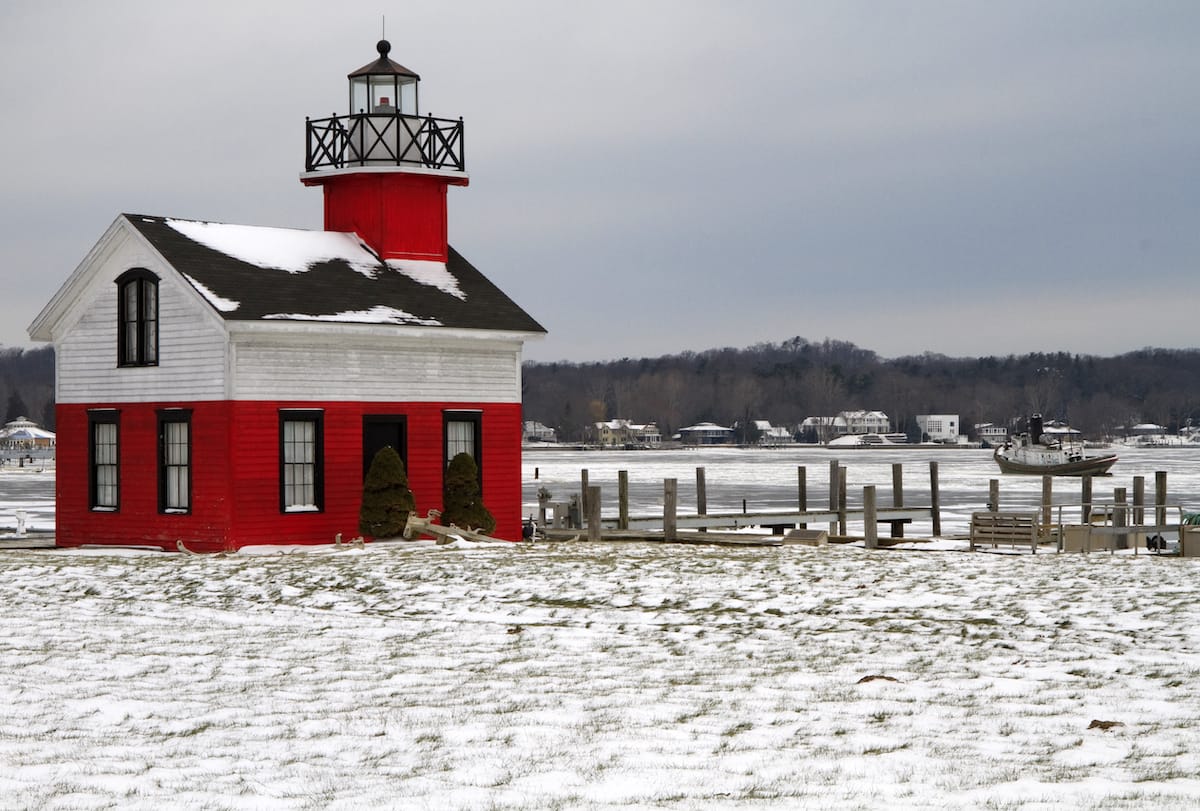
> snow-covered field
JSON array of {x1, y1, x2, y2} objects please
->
[{"x1": 3, "y1": 447, "x2": 1200, "y2": 808}]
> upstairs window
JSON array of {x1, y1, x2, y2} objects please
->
[{"x1": 116, "y1": 268, "x2": 159, "y2": 366}]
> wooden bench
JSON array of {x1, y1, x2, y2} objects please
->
[{"x1": 970, "y1": 511, "x2": 1041, "y2": 553}]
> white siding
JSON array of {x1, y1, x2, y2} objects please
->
[
  {"x1": 231, "y1": 331, "x2": 521, "y2": 403},
  {"x1": 54, "y1": 238, "x2": 229, "y2": 404}
]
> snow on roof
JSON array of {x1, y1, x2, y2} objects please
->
[
  {"x1": 263, "y1": 306, "x2": 442, "y2": 326},
  {"x1": 167, "y1": 218, "x2": 383, "y2": 279},
  {"x1": 182, "y1": 274, "x2": 240, "y2": 313},
  {"x1": 386, "y1": 259, "x2": 465, "y2": 301},
  {"x1": 125, "y1": 214, "x2": 546, "y2": 335},
  {"x1": 167, "y1": 218, "x2": 467, "y2": 301}
]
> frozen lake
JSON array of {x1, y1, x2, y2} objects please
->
[{"x1": 523, "y1": 446, "x2": 1200, "y2": 538}]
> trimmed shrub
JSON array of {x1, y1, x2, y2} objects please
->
[
  {"x1": 359, "y1": 446, "x2": 415, "y2": 538},
  {"x1": 442, "y1": 452, "x2": 496, "y2": 534}
]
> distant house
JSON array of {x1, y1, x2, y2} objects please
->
[
  {"x1": 753, "y1": 420, "x2": 794, "y2": 445},
  {"x1": 593, "y1": 419, "x2": 661, "y2": 447},
  {"x1": 840, "y1": 410, "x2": 891, "y2": 435},
  {"x1": 0, "y1": 416, "x2": 56, "y2": 450},
  {"x1": 799, "y1": 416, "x2": 839, "y2": 443},
  {"x1": 975, "y1": 423, "x2": 1008, "y2": 446},
  {"x1": 677, "y1": 422, "x2": 735, "y2": 445},
  {"x1": 523, "y1": 421, "x2": 557, "y2": 443},
  {"x1": 917, "y1": 414, "x2": 959, "y2": 443}
]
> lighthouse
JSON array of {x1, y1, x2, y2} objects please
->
[
  {"x1": 301, "y1": 39, "x2": 468, "y2": 262},
  {"x1": 30, "y1": 38, "x2": 544, "y2": 551}
]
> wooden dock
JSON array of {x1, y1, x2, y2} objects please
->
[
  {"x1": 0, "y1": 534, "x2": 57, "y2": 550},
  {"x1": 538, "y1": 460, "x2": 942, "y2": 549}
]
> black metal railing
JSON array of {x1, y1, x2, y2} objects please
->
[{"x1": 305, "y1": 112, "x2": 465, "y2": 172}]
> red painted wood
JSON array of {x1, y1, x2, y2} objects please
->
[
  {"x1": 55, "y1": 400, "x2": 524, "y2": 552},
  {"x1": 315, "y1": 172, "x2": 460, "y2": 261}
]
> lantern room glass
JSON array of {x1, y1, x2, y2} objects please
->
[{"x1": 351, "y1": 75, "x2": 419, "y2": 116}]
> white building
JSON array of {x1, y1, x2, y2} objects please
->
[
  {"x1": 753, "y1": 420, "x2": 795, "y2": 445},
  {"x1": 839, "y1": 410, "x2": 891, "y2": 435},
  {"x1": 975, "y1": 423, "x2": 1008, "y2": 446},
  {"x1": 677, "y1": 422, "x2": 735, "y2": 445},
  {"x1": 917, "y1": 414, "x2": 959, "y2": 443},
  {"x1": 0, "y1": 416, "x2": 56, "y2": 449},
  {"x1": 523, "y1": 421, "x2": 557, "y2": 443}
]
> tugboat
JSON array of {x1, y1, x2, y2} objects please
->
[{"x1": 994, "y1": 414, "x2": 1118, "y2": 476}]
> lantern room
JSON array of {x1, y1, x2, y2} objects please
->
[
  {"x1": 301, "y1": 39, "x2": 469, "y2": 262},
  {"x1": 350, "y1": 40, "x2": 420, "y2": 115}
]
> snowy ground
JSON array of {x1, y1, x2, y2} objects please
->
[
  {"x1": 3, "y1": 448, "x2": 1200, "y2": 808},
  {"x1": 3, "y1": 542, "x2": 1200, "y2": 809}
]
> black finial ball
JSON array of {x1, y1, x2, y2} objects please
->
[{"x1": 377, "y1": 39, "x2": 391, "y2": 57}]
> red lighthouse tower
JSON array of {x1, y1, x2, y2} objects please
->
[{"x1": 301, "y1": 40, "x2": 467, "y2": 261}]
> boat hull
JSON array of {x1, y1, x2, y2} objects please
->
[{"x1": 993, "y1": 449, "x2": 1118, "y2": 476}]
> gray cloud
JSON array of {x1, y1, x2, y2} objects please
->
[{"x1": 2, "y1": 1, "x2": 1196, "y2": 362}]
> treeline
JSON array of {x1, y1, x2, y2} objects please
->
[
  {"x1": 522, "y1": 337, "x2": 1200, "y2": 443},
  {"x1": 7, "y1": 339, "x2": 1200, "y2": 443},
  {"x1": 0, "y1": 346, "x2": 55, "y2": 429}
]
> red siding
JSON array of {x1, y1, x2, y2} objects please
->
[
  {"x1": 56, "y1": 400, "x2": 524, "y2": 552},
  {"x1": 319, "y1": 173, "x2": 456, "y2": 261}
]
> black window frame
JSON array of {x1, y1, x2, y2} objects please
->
[
  {"x1": 116, "y1": 268, "x2": 160, "y2": 367},
  {"x1": 279, "y1": 410, "x2": 325, "y2": 513},
  {"x1": 88, "y1": 409, "x2": 120, "y2": 511},
  {"x1": 443, "y1": 410, "x2": 483, "y2": 483},
  {"x1": 157, "y1": 409, "x2": 193, "y2": 514}
]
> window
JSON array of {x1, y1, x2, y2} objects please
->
[
  {"x1": 116, "y1": 268, "x2": 159, "y2": 366},
  {"x1": 444, "y1": 410, "x2": 482, "y2": 475},
  {"x1": 158, "y1": 410, "x2": 192, "y2": 513},
  {"x1": 89, "y1": 410, "x2": 120, "y2": 510},
  {"x1": 280, "y1": 411, "x2": 323, "y2": 512}
]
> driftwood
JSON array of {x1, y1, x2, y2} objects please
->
[{"x1": 403, "y1": 509, "x2": 508, "y2": 544}]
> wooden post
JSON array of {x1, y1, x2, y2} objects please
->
[
  {"x1": 1133, "y1": 476, "x2": 1145, "y2": 526},
  {"x1": 664, "y1": 478, "x2": 678, "y2": 542},
  {"x1": 838, "y1": 466, "x2": 848, "y2": 536},
  {"x1": 828, "y1": 459, "x2": 840, "y2": 536},
  {"x1": 988, "y1": 479, "x2": 999, "y2": 513},
  {"x1": 929, "y1": 461, "x2": 942, "y2": 537},
  {"x1": 1114, "y1": 486, "x2": 1128, "y2": 551},
  {"x1": 618, "y1": 470, "x2": 629, "y2": 530},
  {"x1": 1041, "y1": 475, "x2": 1053, "y2": 535},
  {"x1": 797, "y1": 466, "x2": 807, "y2": 529},
  {"x1": 586, "y1": 485, "x2": 602, "y2": 541},
  {"x1": 581, "y1": 468, "x2": 589, "y2": 516},
  {"x1": 1114, "y1": 487, "x2": 1127, "y2": 527},
  {"x1": 864, "y1": 485, "x2": 878, "y2": 549},
  {"x1": 891, "y1": 463, "x2": 904, "y2": 538},
  {"x1": 696, "y1": 466, "x2": 707, "y2": 534},
  {"x1": 1081, "y1": 475, "x2": 1093, "y2": 525},
  {"x1": 1156, "y1": 471, "x2": 1167, "y2": 528}
]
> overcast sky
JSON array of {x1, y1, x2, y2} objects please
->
[{"x1": 2, "y1": 1, "x2": 1197, "y2": 363}]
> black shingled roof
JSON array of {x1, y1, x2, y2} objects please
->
[{"x1": 125, "y1": 214, "x2": 545, "y2": 334}]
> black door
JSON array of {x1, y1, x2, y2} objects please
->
[{"x1": 362, "y1": 416, "x2": 407, "y2": 480}]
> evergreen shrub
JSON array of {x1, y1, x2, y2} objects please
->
[
  {"x1": 442, "y1": 452, "x2": 496, "y2": 534},
  {"x1": 359, "y1": 446, "x2": 415, "y2": 538}
]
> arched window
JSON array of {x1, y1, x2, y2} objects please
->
[{"x1": 116, "y1": 269, "x2": 159, "y2": 366}]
